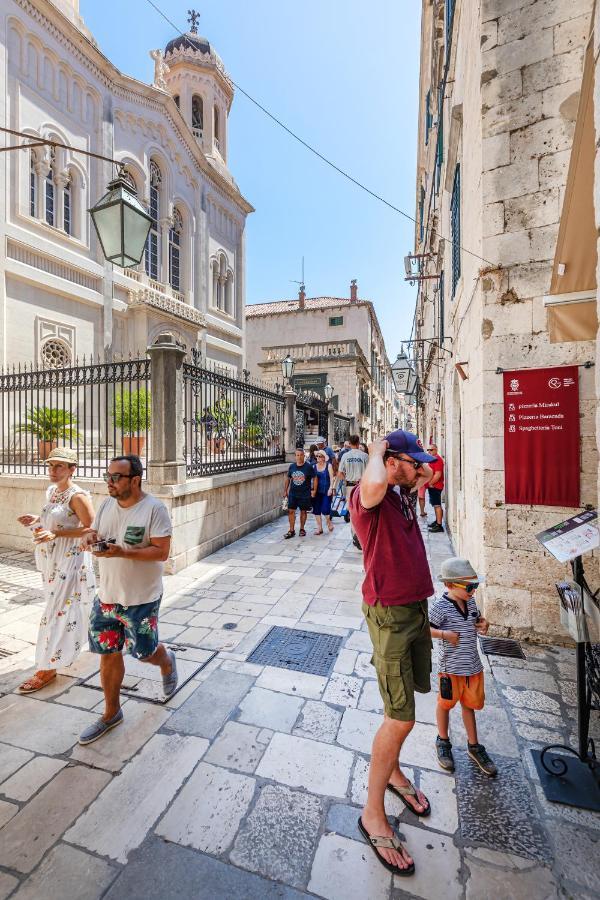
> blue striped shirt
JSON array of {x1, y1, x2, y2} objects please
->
[{"x1": 429, "y1": 593, "x2": 483, "y2": 676}]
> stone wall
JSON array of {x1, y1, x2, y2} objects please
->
[{"x1": 0, "y1": 464, "x2": 287, "y2": 574}]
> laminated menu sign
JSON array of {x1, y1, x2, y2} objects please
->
[
  {"x1": 536, "y1": 509, "x2": 598, "y2": 563},
  {"x1": 503, "y1": 365, "x2": 580, "y2": 506}
]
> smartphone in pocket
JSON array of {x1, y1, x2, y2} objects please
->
[{"x1": 439, "y1": 674, "x2": 453, "y2": 700}]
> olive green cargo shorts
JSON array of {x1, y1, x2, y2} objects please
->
[{"x1": 362, "y1": 599, "x2": 432, "y2": 721}]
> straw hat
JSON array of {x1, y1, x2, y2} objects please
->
[{"x1": 44, "y1": 447, "x2": 78, "y2": 466}]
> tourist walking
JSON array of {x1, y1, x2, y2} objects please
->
[
  {"x1": 78, "y1": 454, "x2": 177, "y2": 745},
  {"x1": 307, "y1": 443, "x2": 318, "y2": 468},
  {"x1": 283, "y1": 448, "x2": 317, "y2": 539},
  {"x1": 336, "y1": 434, "x2": 369, "y2": 549},
  {"x1": 16, "y1": 447, "x2": 96, "y2": 693},
  {"x1": 312, "y1": 450, "x2": 334, "y2": 534},
  {"x1": 429, "y1": 557, "x2": 497, "y2": 776},
  {"x1": 349, "y1": 430, "x2": 435, "y2": 877},
  {"x1": 338, "y1": 440, "x2": 351, "y2": 463},
  {"x1": 316, "y1": 436, "x2": 337, "y2": 474},
  {"x1": 426, "y1": 443, "x2": 445, "y2": 532}
]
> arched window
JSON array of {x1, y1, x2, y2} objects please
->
[
  {"x1": 217, "y1": 254, "x2": 227, "y2": 310},
  {"x1": 214, "y1": 105, "x2": 220, "y2": 150},
  {"x1": 192, "y1": 95, "x2": 203, "y2": 138},
  {"x1": 211, "y1": 258, "x2": 218, "y2": 308},
  {"x1": 169, "y1": 207, "x2": 183, "y2": 293},
  {"x1": 29, "y1": 150, "x2": 37, "y2": 217},
  {"x1": 63, "y1": 174, "x2": 72, "y2": 235},
  {"x1": 45, "y1": 149, "x2": 55, "y2": 227},
  {"x1": 145, "y1": 160, "x2": 161, "y2": 280},
  {"x1": 225, "y1": 271, "x2": 234, "y2": 316}
]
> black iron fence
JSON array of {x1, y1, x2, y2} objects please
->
[
  {"x1": 0, "y1": 357, "x2": 151, "y2": 478},
  {"x1": 333, "y1": 413, "x2": 352, "y2": 446},
  {"x1": 183, "y1": 358, "x2": 285, "y2": 476},
  {"x1": 296, "y1": 392, "x2": 328, "y2": 448}
]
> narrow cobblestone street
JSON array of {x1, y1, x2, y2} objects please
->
[{"x1": 0, "y1": 514, "x2": 599, "y2": 899}]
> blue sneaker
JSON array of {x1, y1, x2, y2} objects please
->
[
  {"x1": 78, "y1": 709, "x2": 123, "y2": 745},
  {"x1": 162, "y1": 649, "x2": 178, "y2": 698}
]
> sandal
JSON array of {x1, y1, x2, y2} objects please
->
[
  {"x1": 357, "y1": 817, "x2": 415, "y2": 876},
  {"x1": 327, "y1": 521, "x2": 334, "y2": 532},
  {"x1": 299, "y1": 529, "x2": 306, "y2": 537},
  {"x1": 284, "y1": 530, "x2": 295, "y2": 539},
  {"x1": 387, "y1": 780, "x2": 431, "y2": 817},
  {"x1": 18, "y1": 672, "x2": 57, "y2": 694},
  {"x1": 314, "y1": 529, "x2": 323, "y2": 535}
]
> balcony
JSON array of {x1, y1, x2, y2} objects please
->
[
  {"x1": 262, "y1": 340, "x2": 359, "y2": 364},
  {"x1": 121, "y1": 270, "x2": 205, "y2": 328}
]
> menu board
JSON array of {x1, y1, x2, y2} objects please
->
[{"x1": 536, "y1": 510, "x2": 599, "y2": 563}]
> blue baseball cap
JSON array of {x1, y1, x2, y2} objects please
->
[{"x1": 384, "y1": 429, "x2": 436, "y2": 463}]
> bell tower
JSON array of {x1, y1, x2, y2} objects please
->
[{"x1": 162, "y1": 10, "x2": 233, "y2": 166}]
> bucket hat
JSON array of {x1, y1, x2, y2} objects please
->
[
  {"x1": 44, "y1": 447, "x2": 78, "y2": 466},
  {"x1": 438, "y1": 557, "x2": 483, "y2": 583}
]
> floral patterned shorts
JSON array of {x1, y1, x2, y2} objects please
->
[{"x1": 88, "y1": 596, "x2": 161, "y2": 659}]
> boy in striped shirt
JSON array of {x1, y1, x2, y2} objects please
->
[{"x1": 429, "y1": 557, "x2": 497, "y2": 776}]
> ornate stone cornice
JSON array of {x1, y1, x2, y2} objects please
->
[{"x1": 127, "y1": 288, "x2": 207, "y2": 327}]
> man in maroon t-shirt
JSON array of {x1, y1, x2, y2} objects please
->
[{"x1": 349, "y1": 429, "x2": 435, "y2": 877}]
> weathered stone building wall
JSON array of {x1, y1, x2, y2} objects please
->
[{"x1": 415, "y1": 0, "x2": 598, "y2": 641}]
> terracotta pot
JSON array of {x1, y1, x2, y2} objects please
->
[
  {"x1": 38, "y1": 440, "x2": 57, "y2": 460},
  {"x1": 122, "y1": 435, "x2": 146, "y2": 456}
]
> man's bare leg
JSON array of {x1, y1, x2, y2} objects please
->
[
  {"x1": 100, "y1": 653, "x2": 125, "y2": 721},
  {"x1": 361, "y1": 717, "x2": 415, "y2": 870},
  {"x1": 141, "y1": 643, "x2": 173, "y2": 677},
  {"x1": 299, "y1": 509, "x2": 308, "y2": 530},
  {"x1": 287, "y1": 508, "x2": 296, "y2": 531},
  {"x1": 418, "y1": 496, "x2": 426, "y2": 516}
]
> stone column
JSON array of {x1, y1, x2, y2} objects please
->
[
  {"x1": 147, "y1": 332, "x2": 186, "y2": 485},
  {"x1": 327, "y1": 407, "x2": 336, "y2": 446},
  {"x1": 284, "y1": 386, "x2": 297, "y2": 460}
]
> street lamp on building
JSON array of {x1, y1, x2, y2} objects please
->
[
  {"x1": 324, "y1": 382, "x2": 334, "y2": 403},
  {"x1": 391, "y1": 348, "x2": 417, "y2": 396},
  {"x1": 281, "y1": 354, "x2": 295, "y2": 386},
  {"x1": 89, "y1": 174, "x2": 153, "y2": 268}
]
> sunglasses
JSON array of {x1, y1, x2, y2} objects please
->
[
  {"x1": 103, "y1": 472, "x2": 134, "y2": 484},
  {"x1": 453, "y1": 582, "x2": 479, "y2": 593},
  {"x1": 389, "y1": 454, "x2": 424, "y2": 470}
]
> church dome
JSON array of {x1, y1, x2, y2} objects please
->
[{"x1": 164, "y1": 31, "x2": 211, "y2": 58}]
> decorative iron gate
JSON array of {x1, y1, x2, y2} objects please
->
[{"x1": 295, "y1": 391, "x2": 328, "y2": 448}]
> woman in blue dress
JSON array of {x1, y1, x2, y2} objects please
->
[{"x1": 311, "y1": 450, "x2": 335, "y2": 534}]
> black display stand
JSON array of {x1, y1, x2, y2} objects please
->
[{"x1": 531, "y1": 556, "x2": 600, "y2": 811}]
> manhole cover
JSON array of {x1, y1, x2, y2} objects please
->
[
  {"x1": 247, "y1": 626, "x2": 342, "y2": 676},
  {"x1": 222, "y1": 622, "x2": 237, "y2": 630},
  {"x1": 80, "y1": 645, "x2": 217, "y2": 704},
  {"x1": 479, "y1": 636, "x2": 525, "y2": 660}
]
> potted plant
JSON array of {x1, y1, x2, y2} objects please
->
[
  {"x1": 14, "y1": 407, "x2": 80, "y2": 460},
  {"x1": 112, "y1": 388, "x2": 151, "y2": 456}
]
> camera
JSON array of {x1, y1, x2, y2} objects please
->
[{"x1": 92, "y1": 539, "x2": 115, "y2": 553}]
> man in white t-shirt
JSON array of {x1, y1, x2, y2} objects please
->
[
  {"x1": 336, "y1": 434, "x2": 369, "y2": 548},
  {"x1": 78, "y1": 455, "x2": 177, "y2": 745}
]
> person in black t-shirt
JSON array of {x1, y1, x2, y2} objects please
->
[{"x1": 283, "y1": 448, "x2": 317, "y2": 539}]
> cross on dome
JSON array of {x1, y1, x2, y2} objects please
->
[{"x1": 187, "y1": 9, "x2": 200, "y2": 34}]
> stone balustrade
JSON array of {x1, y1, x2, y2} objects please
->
[{"x1": 263, "y1": 340, "x2": 358, "y2": 363}]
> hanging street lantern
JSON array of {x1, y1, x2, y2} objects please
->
[
  {"x1": 391, "y1": 348, "x2": 415, "y2": 395},
  {"x1": 324, "y1": 382, "x2": 334, "y2": 402},
  {"x1": 281, "y1": 354, "x2": 295, "y2": 384},
  {"x1": 89, "y1": 174, "x2": 153, "y2": 268}
]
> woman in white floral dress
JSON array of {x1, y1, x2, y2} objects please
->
[{"x1": 17, "y1": 447, "x2": 96, "y2": 692}]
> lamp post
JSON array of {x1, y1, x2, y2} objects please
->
[
  {"x1": 281, "y1": 354, "x2": 295, "y2": 388},
  {"x1": 89, "y1": 174, "x2": 152, "y2": 267}
]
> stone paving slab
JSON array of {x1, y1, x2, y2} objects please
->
[
  {"x1": 103, "y1": 837, "x2": 308, "y2": 899},
  {"x1": 256, "y1": 732, "x2": 353, "y2": 798},
  {"x1": 0, "y1": 743, "x2": 33, "y2": 783},
  {"x1": 0, "y1": 695, "x2": 98, "y2": 755},
  {"x1": 237, "y1": 686, "x2": 303, "y2": 732},
  {"x1": 308, "y1": 832, "x2": 392, "y2": 900},
  {"x1": 0, "y1": 755, "x2": 67, "y2": 802},
  {"x1": 65, "y1": 733, "x2": 206, "y2": 863},
  {"x1": 0, "y1": 765, "x2": 111, "y2": 873},
  {"x1": 10, "y1": 843, "x2": 119, "y2": 900},
  {"x1": 0, "y1": 872, "x2": 18, "y2": 900},
  {"x1": 164, "y1": 669, "x2": 254, "y2": 738}
]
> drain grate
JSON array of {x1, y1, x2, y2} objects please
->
[
  {"x1": 479, "y1": 636, "x2": 525, "y2": 660},
  {"x1": 247, "y1": 626, "x2": 343, "y2": 676},
  {"x1": 0, "y1": 648, "x2": 17, "y2": 658}
]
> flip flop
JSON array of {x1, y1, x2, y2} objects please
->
[
  {"x1": 284, "y1": 531, "x2": 295, "y2": 539},
  {"x1": 387, "y1": 780, "x2": 431, "y2": 817},
  {"x1": 357, "y1": 817, "x2": 415, "y2": 876},
  {"x1": 18, "y1": 672, "x2": 57, "y2": 694},
  {"x1": 299, "y1": 529, "x2": 306, "y2": 537}
]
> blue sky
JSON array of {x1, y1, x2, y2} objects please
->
[{"x1": 80, "y1": 0, "x2": 421, "y2": 357}]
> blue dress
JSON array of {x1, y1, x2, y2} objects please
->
[{"x1": 313, "y1": 465, "x2": 332, "y2": 517}]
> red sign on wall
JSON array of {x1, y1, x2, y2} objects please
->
[{"x1": 503, "y1": 365, "x2": 580, "y2": 507}]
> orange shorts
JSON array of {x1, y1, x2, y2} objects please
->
[{"x1": 437, "y1": 671, "x2": 485, "y2": 710}]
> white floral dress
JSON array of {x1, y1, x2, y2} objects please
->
[{"x1": 34, "y1": 484, "x2": 96, "y2": 669}]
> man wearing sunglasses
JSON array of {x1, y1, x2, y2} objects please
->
[
  {"x1": 348, "y1": 429, "x2": 435, "y2": 877},
  {"x1": 78, "y1": 455, "x2": 177, "y2": 745}
]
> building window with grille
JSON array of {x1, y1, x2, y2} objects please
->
[
  {"x1": 435, "y1": 84, "x2": 444, "y2": 194},
  {"x1": 446, "y1": 0, "x2": 456, "y2": 48},
  {"x1": 214, "y1": 105, "x2": 220, "y2": 151},
  {"x1": 145, "y1": 160, "x2": 161, "y2": 280},
  {"x1": 450, "y1": 164, "x2": 461, "y2": 297},
  {"x1": 329, "y1": 316, "x2": 343, "y2": 326},
  {"x1": 169, "y1": 208, "x2": 183, "y2": 292},
  {"x1": 30, "y1": 151, "x2": 37, "y2": 217},
  {"x1": 40, "y1": 338, "x2": 72, "y2": 368},
  {"x1": 63, "y1": 176, "x2": 72, "y2": 235},
  {"x1": 45, "y1": 159, "x2": 55, "y2": 227},
  {"x1": 425, "y1": 90, "x2": 432, "y2": 145},
  {"x1": 419, "y1": 185, "x2": 426, "y2": 243},
  {"x1": 438, "y1": 270, "x2": 445, "y2": 341}
]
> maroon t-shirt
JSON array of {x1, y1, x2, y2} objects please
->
[{"x1": 349, "y1": 483, "x2": 434, "y2": 606}]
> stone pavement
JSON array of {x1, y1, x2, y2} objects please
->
[{"x1": 0, "y1": 514, "x2": 599, "y2": 899}]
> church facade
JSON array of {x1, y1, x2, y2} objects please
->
[{"x1": 0, "y1": 0, "x2": 252, "y2": 373}]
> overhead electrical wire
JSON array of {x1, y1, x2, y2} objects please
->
[{"x1": 143, "y1": 0, "x2": 496, "y2": 270}]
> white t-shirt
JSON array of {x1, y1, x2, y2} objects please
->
[{"x1": 93, "y1": 494, "x2": 172, "y2": 607}]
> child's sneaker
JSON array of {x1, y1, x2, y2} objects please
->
[
  {"x1": 468, "y1": 743, "x2": 497, "y2": 776},
  {"x1": 436, "y1": 736, "x2": 455, "y2": 772}
]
